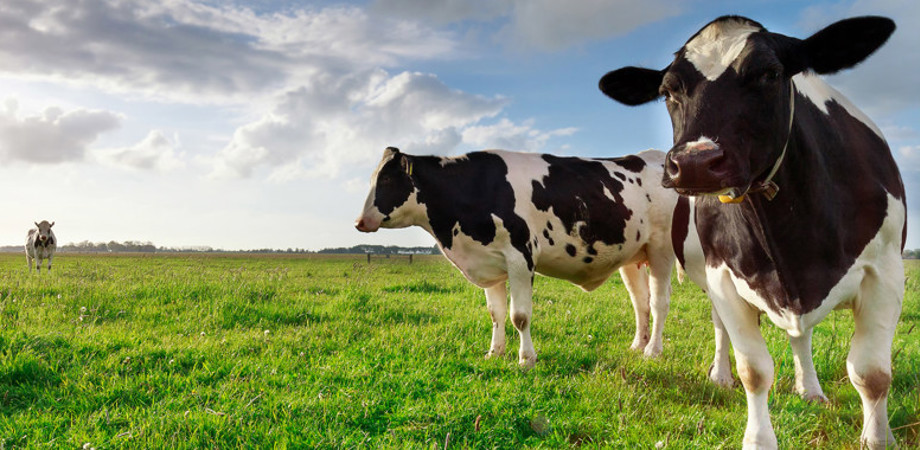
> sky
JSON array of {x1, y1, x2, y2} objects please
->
[{"x1": 1, "y1": 0, "x2": 918, "y2": 251}]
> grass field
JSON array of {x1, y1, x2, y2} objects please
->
[{"x1": 0, "y1": 252, "x2": 917, "y2": 448}]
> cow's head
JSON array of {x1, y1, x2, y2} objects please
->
[
  {"x1": 599, "y1": 16, "x2": 894, "y2": 200},
  {"x1": 355, "y1": 147, "x2": 421, "y2": 232},
  {"x1": 34, "y1": 220, "x2": 55, "y2": 243}
]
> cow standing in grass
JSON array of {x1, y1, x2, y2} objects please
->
[
  {"x1": 26, "y1": 220, "x2": 57, "y2": 273},
  {"x1": 356, "y1": 147, "x2": 679, "y2": 369},
  {"x1": 600, "y1": 15, "x2": 905, "y2": 449}
]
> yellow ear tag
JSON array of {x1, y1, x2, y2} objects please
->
[
  {"x1": 407, "y1": 162, "x2": 413, "y2": 176},
  {"x1": 718, "y1": 194, "x2": 745, "y2": 204}
]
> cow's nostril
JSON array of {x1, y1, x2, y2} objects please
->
[
  {"x1": 355, "y1": 219, "x2": 366, "y2": 231},
  {"x1": 665, "y1": 154, "x2": 681, "y2": 180}
]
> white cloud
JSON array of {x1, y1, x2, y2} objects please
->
[
  {"x1": 209, "y1": 69, "x2": 513, "y2": 180},
  {"x1": 95, "y1": 130, "x2": 185, "y2": 171},
  {"x1": 0, "y1": 0, "x2": 456, "y2": 103},
  {"x1": 462, "y1": 118, "x2": 577, "y2": 152},
  {"x1": 0, "y1": 99, "x2": 121, "y2": 164}
]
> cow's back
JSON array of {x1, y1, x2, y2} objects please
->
[{"x1": 496, "y1": 150, "x2": 677, "y2": 290}]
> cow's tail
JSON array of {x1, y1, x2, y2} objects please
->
[{"x1": 675, "y1": 260, "x2": 685, "y2": 284}]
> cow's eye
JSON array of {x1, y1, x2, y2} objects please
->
[
  {"x1": 660, "y1": 88, "x2": 679, "y2": 105},
  {"x1": 759, "y1": 69, "x2": 781, "y2": 85}
]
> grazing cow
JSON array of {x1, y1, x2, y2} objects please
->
[
  {"x1": 356, "y1": 147, "x2": 679, "y2": 368},
  {"x1": 600, "y1": 16, "x2": 905, "y2": 449},
  {"x1": 26, "y1": 220, "x2": 57, "y2": 273}
]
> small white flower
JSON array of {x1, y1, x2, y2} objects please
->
[
  {"x1": 587, "y1": 334, "x2": 593, "y2": 341},
  {"x1": 80, "y1": 306, "x2": 86, "y2": 312},
  {"x1": 200, "y1": 331, "x2": 206, "y2": 337},
  {"x1": 57, "y1": 294, "x2": 62, "y2": 299},
  {"x1": 123, "y1": 357, "x2": 131, "y2": 364},
  {"x1": 169, "y1": 359, "x2": 175, "y2": 365},
  {"x1": 83, "y1": 443, "x2": 91, "y2": 450},
  {"x1": 299, "y1": 352, "x2": 305, "y2": 357},
  {"x1": 655, "y1": 441, "x2": 665, "y2": 449},
  {"x1": 264, "y1": 330, "x2": 271, "y2": 335}
]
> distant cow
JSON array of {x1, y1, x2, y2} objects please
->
[
  {"x1": 600, "y1": 16, "x2": 905, "y2": 449},
  {"x1": 356, "y1": 147, "x2": 679, "y2": 368},
  {"x1": 26, "y1": 220, "x2": 57, "y2": 273}
]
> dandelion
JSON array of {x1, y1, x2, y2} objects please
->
[
  {"x1": 587, "y1": 334, "x2": 593, "y2": 341},
  {"x1": 169, "y1": 359, "x2": 175, "y2": 365},
  {"x1": 57, "y1": 294, "x2": 62, "y2": 299},
  {"x1": 200, "y1": 331, "x2": 206, "y2": 337},
  {"x1": 264, "y1": 329, "x2": 271, "y2": 335},
  {"x1": 80, "y1": 306, "x2": 87, "y2": 313},
  {"x1": 655, "y1": 441, "x2": 665, "y2": 449},
  {"x1": 123, "y1": 357, "x2": 131, "y2": 364},
  {"x1": 299, "y1": 352, "x2": 305, "y2": 357},
  {"x1": 83, "y1": 444, "x2": 92, "y2": 450}
]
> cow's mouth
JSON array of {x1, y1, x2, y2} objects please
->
[{"x1": 673, "y1": 186, "x2": 748, "y2": 198}]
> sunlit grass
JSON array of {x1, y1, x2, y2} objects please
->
[{"x1": 0, "y1": 253, "x2": 917, "y2": 448}]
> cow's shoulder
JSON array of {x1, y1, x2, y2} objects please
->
[{"x1": 415, "y1": 151, "x2": 534, "y2": 269}]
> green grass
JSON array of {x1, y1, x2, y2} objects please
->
[{"x1": 0, "y1": 253, "x2": 917, "y2": 448}]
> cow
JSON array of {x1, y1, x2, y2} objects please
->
[
  {"x1": 599, "y1": 15, "x2": 905, "y2": 449},
  {"x1": 26, "y1": 220, "x2": 57, "y2": 273},
  {"x1": 355, "y1": 146, "x2": 680, "y2": 369}
]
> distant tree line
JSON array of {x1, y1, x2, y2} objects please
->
[
  {"x1": 0, "y1": 240, "x2": 440, "y2": 255},
  {"x1": 317, "y1": 244, "x2": 440, "y2": 255},
  {"x1": 905, "y1": 249, "x2": 920, "y2": 259}
]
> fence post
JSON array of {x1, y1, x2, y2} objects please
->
[
  {"x1": 409, "y1": 254, "x2": 413, "y2": 264},
  {"x1": 367, "y1": 253, "x2": 371, "y2": 264}
]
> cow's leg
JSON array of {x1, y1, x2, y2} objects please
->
[
  {"x1": 788, "y1": 329, "x2": 827, "y2": 402},
  {"x1": 484, "y1": 282, "x2": 507, "y2": 358},
  {"x1": 710, "y1": 274, "x2": 776, "y2": 449},
  {"x1": 47, "y1": 254, "x2": 53, "y2": 272},
  {"x1": 619, "y1": 264, "x2": 650, "y2": 352},
  {"x1": 36, "y1": 256, "x2": 42, "y2": 273},
  {"x1": 27, "y1": 254, "x2": 34, "y2": 272},
  {"x1": 848, "y1": 269, "x2": 901, "y2": 449},
  {"x1": 507, "y1": 265, "x2": 536, "y2": 369},
  {"x1": 709, "y1": 307, "x2": 734, "y2": 387},
  {"x1": 644, "y1": 252, "x2": 674, "y2": 357}
]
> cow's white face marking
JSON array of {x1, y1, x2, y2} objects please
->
[
  {"x1": 684, "y1": 19, "x2": 760, "y2": 81},
  {"x1": 792, "y1": 73, "x2": 884, "y2": 139}
]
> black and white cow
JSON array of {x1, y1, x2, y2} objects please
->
[
  {"x1": 600, "y1": 16, "x2": 905, "y2": 449},
  {"x1": 26, "y1": 220, "x2": 57, "y2": 273},
  {"x1": 356, "y1": 147, "x2": 679, "y2": 368}
]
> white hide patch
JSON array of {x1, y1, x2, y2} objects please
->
[
  {"x1": 792, "y1": 73, "x2": 884, "y2": 139},
  {"x1": 684, "y1": 19, "x2": 760, "y2": 81}
]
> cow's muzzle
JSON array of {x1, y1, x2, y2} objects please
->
[
  {"x1": 354, "y1": 217, "x2": 380, "y2": 233},
  {"x1": 662, "y1": 142, "x2": 735, "y2": 194}
]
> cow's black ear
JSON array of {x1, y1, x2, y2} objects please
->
[
  {"x1": 385, "y1": 146, "x2": 400, "y2": 155},
  {"x1": 599, "y1": 67, "x2": 666, "y2": 106},
  {"x1": 802, "y1": 16, "x2": 894, "y2": 75}
]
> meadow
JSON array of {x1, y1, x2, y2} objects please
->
[{"x1": 0, "y1": 252, "x2": 917, "y2": 449}]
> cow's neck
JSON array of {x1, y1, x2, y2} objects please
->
[{"x1": 698, "y1": 97, "x2": 899, "y2": 314}]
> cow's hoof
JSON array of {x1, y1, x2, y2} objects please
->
[
  {"x1": 801, "y1": 392, "x2": 829, "y2": 404},
  {"x1": 485, "y1": 349, "x2": 505, "y2": 359},
  {"x1": 643, "y1": 342, "x2": 663, "y2": 358},
  {"x1": 518, "y1": 355, "x2": 537, "y2": 371},
  {"x1": 629, "y1": 336, "x2": 650, "y2": 352},
  {"x1": 860, "y1": 437, "x2": 897, "y2": 450},
  {"x1": 708, "y1": 364, "x2": 735, "y2": 388}
]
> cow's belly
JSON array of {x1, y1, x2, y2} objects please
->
[
  {"x1": 534, "y1": 235, "x2": 646, "y2": 291},
  {"x1": 714, "y1": 193, "x2": 905, "y2": 335}
]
